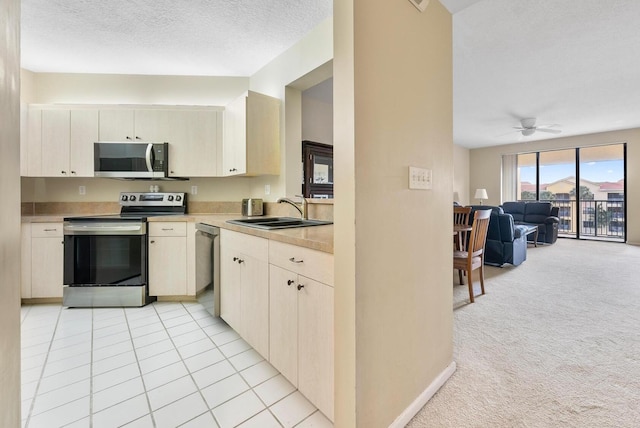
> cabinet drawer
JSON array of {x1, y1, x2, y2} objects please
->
[
  {"x1": 221, "y1": 229, "x2": 268, "y2": 261},
  {"x1": 149, "y1": 222, "x2": 187, "y2": 237},
  {"x1": 31, "y1": 223, "x2": 63, "y2": 238},
  {"x1": 269, "y1": 240, "x2": 333, "y2": 286}
]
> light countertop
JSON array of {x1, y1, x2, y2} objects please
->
[{"x1": 22, "y1": 214, "x2": 333, "y2": 254}]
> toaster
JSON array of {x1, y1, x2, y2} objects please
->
[{"x1": 241, "y1": 198, "x2": 264, "y2": 216}]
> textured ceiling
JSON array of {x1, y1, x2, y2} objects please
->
[
  {"x1": 21, "y1": 0, "x2": 332, "y2": 76},
  {"x1": 451, "y1": 0, "x2": 640, "y2": 148},
  {"x1": 21, "y1": 0, "x2": 640, "y2": 149}
]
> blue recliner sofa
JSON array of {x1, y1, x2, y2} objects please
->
[
  {"x1": 467, "y1": 205, "x2": 528, "y2": 267},
  {"x1": 501, "y1": 201, "x2": 560, "y2": 244}
]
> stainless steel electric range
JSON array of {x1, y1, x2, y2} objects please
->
[{"x1": 62, "y1": 192, "x2": 187, "y2": 308}]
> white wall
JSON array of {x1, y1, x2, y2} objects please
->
[
  {"x1": 469, "y1": 127, "x2": 640, "y2": 244},
  {"x1": 302, "y1": 92, "x2": 333, "y2": 145},
  {"x1": 249, "y1": 18, "x2": 333, "y2": 199},
  {"x1": 334, "y1": 1, "x2": 453, "y2": 426},
  {"x1": 453, "y1": 143, "x2": 470, "y2": 205},
  {"x1": 0, "y1": 0, "x2": 23, "y2": 424}
]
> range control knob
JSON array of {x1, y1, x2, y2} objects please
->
[
  {"x1": 129, "y1": 195, "x2": 137, "y2": 201},
  {"x1": 121, "y1": 195, "x2": 128, "y2": 201},
  {"x1": 175, "y1": 195, "x2": 182, "y2": 202},
  {"x1": 168, "y1": 195, "x2": 174, "y2": 201}
]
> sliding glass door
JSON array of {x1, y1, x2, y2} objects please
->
[{"x1": 514, "y1": 144, "x2": 625, "y2": 242}]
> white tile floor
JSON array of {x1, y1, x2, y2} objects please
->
[{"x1": 21, "y1": 301, "x2": 333, "y2": 428}]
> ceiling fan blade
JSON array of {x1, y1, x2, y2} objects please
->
[
  {"x1": 536, "y1": 124, "x2": 561, "y2": 129},
  {"x1": 535, "y1": 128, "x2": 562, "y2": 134}
]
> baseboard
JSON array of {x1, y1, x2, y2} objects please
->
[{"x1": 388, "y1": 361, "x2": 457, "y2": 428}]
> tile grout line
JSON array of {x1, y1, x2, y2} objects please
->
[
  {"x1": 154, "y1": 301, "x2": 219, "y2": 427},
  {"x1": 23, "y1": 305, "x2": 64, "y2": 428},
  {"x1": 123, "y1": 306, "x2": 157, "y2": 427}
]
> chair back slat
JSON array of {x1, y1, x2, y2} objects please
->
[
  {"x1": 454, "y1": 206, "x2": 472, "y2": 250},
  {"x1": 467, "y1": 209, "x2": 491, "y2": 258}
]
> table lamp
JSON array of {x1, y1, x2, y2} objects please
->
[{"x1": 475, "y1": 188, "x2": 488, "y2": 205}]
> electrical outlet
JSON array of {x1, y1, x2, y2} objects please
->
[
  {"x1": 79, "y1": 185, "x2": 86, "y2": 195},
  {"x1": 409, "y1": 166, "x2": 432, "y2": 190},
  {"x1": 191, "y1": 185, "x2": 198, "y2": 195},
  {"x1": 265, "y1": 184, "x2": 271, "y2": 195}
]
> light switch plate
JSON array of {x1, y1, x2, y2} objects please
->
[{"x1": 409, "y1": 166, "x2": 432, "y2": 190}]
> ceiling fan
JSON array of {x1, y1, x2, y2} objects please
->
[{"x1": 514, "y1": 118, "x2": 561, "y2": 136}]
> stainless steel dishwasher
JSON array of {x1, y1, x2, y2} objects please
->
[{"x1": 195, "y1": 223, "x2": 220, "y2": 317}]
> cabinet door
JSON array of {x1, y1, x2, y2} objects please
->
[
  {"x1": 31, "y1": 236, "x2": 64, "y2": 298},
  {"x1": 220, "y1": 233, "x2": 242, "y2": 332},
  {"x1": 24, "y1": 106, "x2": 42, "y2": 176},
  {"x1": 70, "y1": 110, "x2": 98, "y2": 177},
  {"x1": 149, "y1": 236, "x2": 187, "y2": 296},
  {"x1": 298, "y1": 277, "x2": 334, "y2": 420},
  {"x1": 98, "y1": 109, "x2": 135, "y2": 140},
  {"x1": 168, "y1": 110, "x2": 221, "y2": 177},
  {"x1": 240, "y1": 253, "x2": 270, "y2": 359},
  {"x1": 269, "y1": 265, "x2": 298, "y2": 385},
  {"x1": 41, "y1": 109, "x2": 71, "y2": 177},
  {"x1": 245, "y1": 91, "x2": 280, "y2": 175},
  {"x1": 222, "y1": 92, "x2": 247, "y2": 176},
  {"x1": 21, "y1": 224, "x2": 32, "y2": 299}
]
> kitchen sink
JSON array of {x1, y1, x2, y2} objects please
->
[{"x1": 227, "y1": 217, "x2": 333, "y2": 230}]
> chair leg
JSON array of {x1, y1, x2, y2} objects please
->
[
  {"x1": 458, "y1": 269, "x2": 464, "y2": 285},
  {"x1": 479, "y1": 264, "x2": 485, "y2": 295},
  {"x1": 467, "y1": 269, "x2": 474, "y2": 303}
]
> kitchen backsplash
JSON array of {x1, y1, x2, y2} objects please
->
[{"x1": 22, "y1": 199, "x2": 334, "y2": 221}]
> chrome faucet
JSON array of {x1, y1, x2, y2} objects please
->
[{"x1": 277, "y1": 195, "x2": 308, "y2": 220}]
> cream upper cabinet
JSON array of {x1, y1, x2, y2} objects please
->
[
  {"x1": 219, "y1": 229, "x2": 270, "y2": 359},
  {"x1": 69, "y1": 110, "x2": 99, "y2": 177},
  {"x1": 98, "y1": 108, "x2": 222, "y2": 177},
  {"x1": 98, "y1": 109, "x2": 136, "y2": 141},
  {"x1": 24, "y1": 107, "x2": 97, "y2": 177},
  {"x1": 135, "y1": 109, "x2": 222, "y2": 177},
  {"x1": 223, "y1": 91, "x2": 280, "y2": 176},
  {"x1": 148, "y1": 222, "x2": 188, "y2": 296}
]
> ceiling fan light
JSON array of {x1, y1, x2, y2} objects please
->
[{"x1": 522, "y1": 128, "x2": 535, "y2": 136}]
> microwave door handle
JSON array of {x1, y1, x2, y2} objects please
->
[{"x1": 145, "y1": 144, "x2": 154, "y2": 172}]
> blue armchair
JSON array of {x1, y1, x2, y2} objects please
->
[{"x1": 467, "y1": 205, "x2": 527, "y2": 267}]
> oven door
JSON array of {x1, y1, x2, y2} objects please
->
[{"x1": 63, "y1": 220, "x2": 153, "y2": 307}]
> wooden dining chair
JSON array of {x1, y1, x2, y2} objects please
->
[
  {"x1": 453, "y1": 206, "x2": 472, "y2": 250},
  {"x1": 454, "y1": 209, "x2": 491, "y2": 303}
]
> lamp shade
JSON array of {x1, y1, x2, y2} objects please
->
[{"x1": 474, "y1": 188, "x2": 488, "y2": 200}]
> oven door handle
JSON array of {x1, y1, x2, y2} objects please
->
[{"x1": 64, "y1": 222, "x2": 147, "y2": 236}]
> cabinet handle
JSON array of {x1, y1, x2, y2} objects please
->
[
  {"x1": 161, "y1": 228, "x2": 174, "y2": 231},
  {"x1": 150, "y1": 240, "x2": 155, "y2": 243},
  {"x1": 44, "y1": 228, "x2": 57, "y2": 231},
  {"x1": 61, "y1": 171, "x2": 67, "y2": 174},
  {"x1": 70, "y1": 171, "x2": 76, "y2": 174},
  {"x1": 233, "y1": 257, "x2": 244, "y2": 264},
  {"x1": 297, "y1": 284, "x2": 305, "y2": 291},
  {"x1": 229, "y1": 168, "x2": 237, "y2": 172},
  {"x1": 136, "y1": 136, "x2": 141, "y2": 140},
  {"x1": 126, "y1": 136, "x2": 132, "y2": 140},
  {"x1": 289, "y1": 257, "x2": 304, "y2": 264},
  {"x1": 287, "y1": 279, "x2": 295, "y2": 286}
]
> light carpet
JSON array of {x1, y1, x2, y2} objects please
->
[{"x1": 408, "y1": 238, "x2": 640, "y2": 428}]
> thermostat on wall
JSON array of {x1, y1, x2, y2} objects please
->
[{"x1": 408, "y1": 0, "x2": 429, "y2": 12}]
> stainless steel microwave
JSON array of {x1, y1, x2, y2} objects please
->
[{"x1": 94, "y1": 141, "x2": 169, "y2": 179}]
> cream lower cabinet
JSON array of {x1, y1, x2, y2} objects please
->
[
  {"x1": 268, "y1": 240, "x2": 334, "y2": 421},
  {"x1": 220, "y1": 229, "x2": 269, "y2": 359},
  {"x1": 148, "y1": 222, "x2": 188, "y2": 296},
  {"x1": 22, "y1": 223, "x2": 64, "y2": 299}
]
